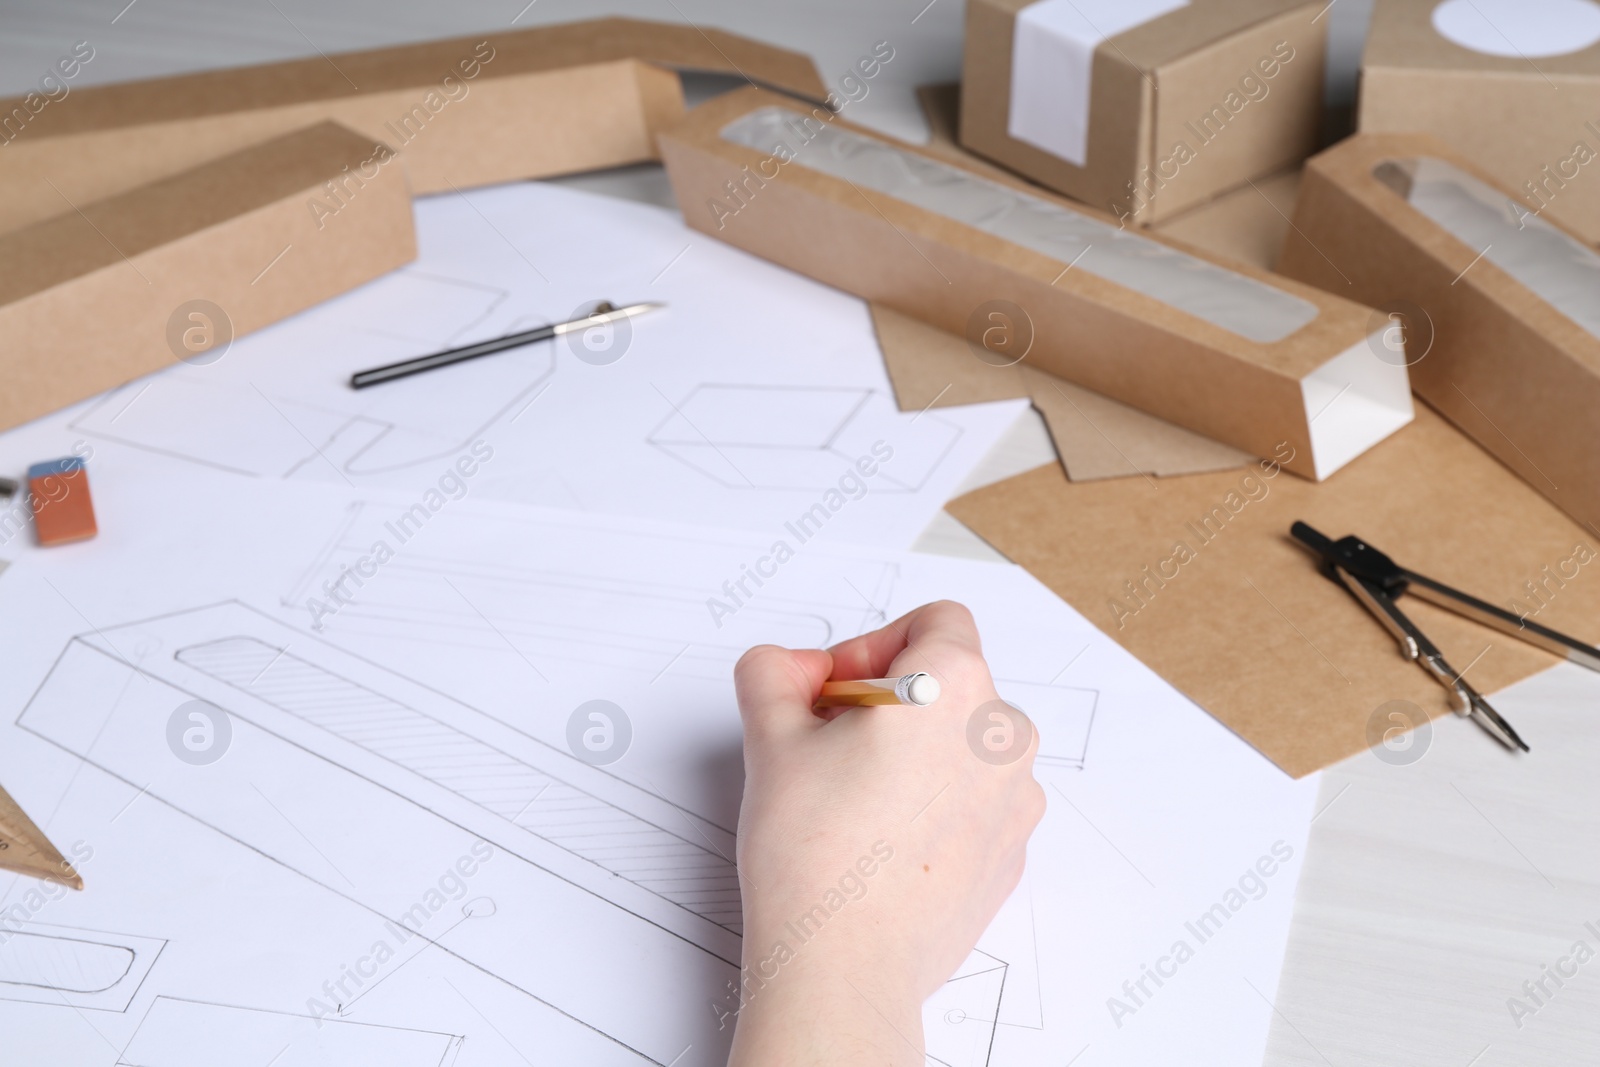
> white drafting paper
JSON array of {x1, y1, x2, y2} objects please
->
[
  {"x1": 0, "y1": 459, "x2": 1317, "y2": 1066},
  {"x1": 56, "y1": 180, "x2": 1026, "y2": 551}
]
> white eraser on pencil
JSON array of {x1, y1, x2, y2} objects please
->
[{"x1": 901, "y1": 673, "x2": 942, "y2": 706}]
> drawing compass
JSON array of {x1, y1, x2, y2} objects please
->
[{"x1": 1291, "y1": 522, "x2": 1600, "y2": 753}]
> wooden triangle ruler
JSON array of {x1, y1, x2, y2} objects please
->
[{"x1": 0, "y1": 781, "x2": 83, "y2": 890}]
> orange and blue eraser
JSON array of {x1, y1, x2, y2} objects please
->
[{"x1": 28, "y1": 457, "x2": 97, "y2": 546}]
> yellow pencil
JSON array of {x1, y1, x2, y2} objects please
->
[{"x1": 816, "y1": 673, "x2": 941, "y2": 708}]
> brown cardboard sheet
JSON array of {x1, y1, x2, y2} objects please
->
[
  {"x1": 948, "y1": 405, "x2": 1600, "y2": 777},
  {"x1": 960, "y1": 0, "x2": 1325, "y2": 223},
  {"x1": 0, "y1": 121, "x2": 415, "y2": 433},
  {"x1": 0, "y1": 18, "x2": 825, "y2": 233},
  {"x1": 1360, "y1": 0, "x2": 1600, "y2": 248},
  {"x1": 1152, "y1": 166, "x2": 1301, "y2": 270},
  {"x1": 1278, "y1": 133, "x2": 1600, "y2": 534},
  {"x1": 661, "y1": 87, "x2": 1411, "y2": 482},
  {"x1": 871, "y1": 303, "x2": 1253, "y2": 479}
]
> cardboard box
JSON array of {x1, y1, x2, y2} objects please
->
[
  {"x1": 875, "y1": 83, "x2": 1277, "y2": 483},
  {"x1": 948, "y1": 405, "x2": 1600, "y2": 777},
  {"x1": 959, "y1": 0, "x2": 1326, "y2": 223},
  {"x1": 0, "y1": 18, "x2": 825, "y2": 234},
  {"x1": 1360, "y1": 0, "x2": 1600, "y2": 248},
  {"x1": 0, "y1": 121, "x2": 415, "y2": 433},
  {"x1": 660, "y1": 88, "x2": 1412, "y2": 480},
  {"x1": 919, "y1": 78, "x2": 1305, "y2": 269},
  {"x1": 871, "y1": 303, "x2": 1255, "y2": 480},
  {"x1": 1278, "y1": 132, "x2": 1600, "y2": 532}
]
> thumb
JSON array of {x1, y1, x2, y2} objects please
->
[{"x1": 733, "y1": 645, "x2": 832, "y2": 742}]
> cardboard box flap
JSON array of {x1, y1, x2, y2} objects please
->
[
  {"x1": 948, "y1": 405, "x2": 1600, "y2": 777},
  {"x1": 0, "y1": 122, "x2": 386, "y2": 305},
  {"x1": 664, "y1": 88, "x2": 1408, "y2": 479},
  {"x1": 1, "y1": 18, "x2": 828, "y2": 140}
]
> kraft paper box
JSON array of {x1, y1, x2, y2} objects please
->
[
  {"x1": 871, "y1": 303, "x2": 1255, "y2": 480},
  {"x1": 960, "y1": 0, "x2": 1325, "y2": 224},
  {"x1": 918, "y1": 80, "x2": 1306, "y2": 270},
  {"x1": 1360, "y1": 0, "x2": 1600, "y2": 248},
  {"x1": 948, "y1": 405, "x2": 1600, "y2": 777},
  {"x1": 660, "y1": 88, "x2": 1412, "y2": 481},
  {"x1": 1277, "y1": 132, "x2": 1600, "y2": 533},
  {"x1": 878, "y1": 83, "x2": 1263, "y2": 481},
  {"x1": 0, "y1": 18, "x2": 825, "y2": 234},
  {"x1": 0, "y1": 122, "x2": 415, "y2": 433}
]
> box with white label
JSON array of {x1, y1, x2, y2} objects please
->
[
  {"x1": 960, "y1": 0, "x2": 1326, "y2": 224},
  {"x1": 1360, "y1": 0, "x2": 1600, "y2": 248},
  {"x1": 662, "y1": 89, "x2": 1414, "y2": 480}
]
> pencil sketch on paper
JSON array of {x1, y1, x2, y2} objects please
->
[
  {"x1": 994, "y1": 680, "x2": 1098, "y2": 771},
  {"x1": 281, "y1": 501, "x2": 900, "y2": 678},
  {"x1": 116, "y1": 995, "x2": 464, "y2": 1067},
  {"x1": 70, "y1": 270, "x2": 555, "y2": 481},
  {"x1": 647, "y1": 385, "x2": 963, "y2": 492},
  {"x1": 18, "y1": 603, "x2": 1009, "y2": 1066},
  {"x1": 175, "y1": 634, "x2": 746, "y2": 936},
  {"x1": 0, "y1": 921, "x2": 165, "y2": 1011}
]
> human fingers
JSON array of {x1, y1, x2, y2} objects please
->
[
  {"x1": 826, "y1": 600, "x2": 982, "y2": 680},
  {"x1": 733, "y1": 645, "x2": 834, "y2": 743}
]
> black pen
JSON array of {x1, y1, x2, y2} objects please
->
[{"x1": 349, "y1": 301, "x2": 664, "y2": 388}]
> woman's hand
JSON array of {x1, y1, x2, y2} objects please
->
[{"x1": 726, "y1": 601, "x2": 1046, "y2": 1066}]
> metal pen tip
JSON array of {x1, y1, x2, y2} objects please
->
[
  {"x1": 553, "y1": 301, "x2": 666, "y2": 334},
  {"x1": 1468, "y1": 695, "x2": 1529, "y2": 753}
]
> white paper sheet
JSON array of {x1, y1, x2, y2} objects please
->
[
  {"x1": 0, "y1": 457, "x2": 1316, "y2": 1066},
  {"x1": 51, "y1": 181, "x2": 1026, "y2": 551}
]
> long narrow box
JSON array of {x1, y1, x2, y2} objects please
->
[
  {"x1": 1279, "y1": 132, "x2": 1600, "y2": 531},
  {"x1": 960, "y1": 0, "x2": 1326, "y2": 224},
  {"x1": 1360, "y1": 0, "x2": 1600, "y2": 248},
  {"x1": 661, "y1": 88, "x2": 1411, "y2": 480},
  {"x1": 0, "y1": 121, "x2": 416, "y2": 432},
  {"x1": 0, "y1": 18, "x2": 824, "y2": 234}
]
